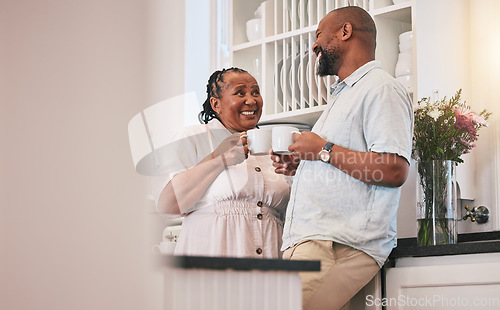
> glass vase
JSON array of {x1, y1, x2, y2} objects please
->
[{"x1": 416, "y1": 160, "x2": 458, "y2": 246}]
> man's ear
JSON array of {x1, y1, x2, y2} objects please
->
[
  {"x1": 341, "y1": 22, "x2": 353, "y2": 41},
  {"x1": 210, "y1": 97, "x2": 220, "y2": 114}
]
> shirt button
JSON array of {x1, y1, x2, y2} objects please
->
[
  {"x1": 257, "y1": 213, "x2": 263, "y2": 220},
  {"x1": 257, "y1": 201, "x2": 263, "y2": 207},
  {"x1": 254, "y1": 167, "x2": 261, "y2": 172},
  {"x1": 256, "y1": 248, "x2": 262, "y2": 255}
]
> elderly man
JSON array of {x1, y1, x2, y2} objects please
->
[{"x1": 272, "y1": 6, "x2": 414, "y2": 310}]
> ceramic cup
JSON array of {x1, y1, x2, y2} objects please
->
[
  {"x1": 246, "y1": 128, "x2": 272, "y2": 155},
  {"x1": 246, "y1": 18, "x2": 262, "y2": 41},
  {"x1": 272, "y1": 126, "x2": 300, "y2": 154},
  {"x1": 152, "y1": 241, "x2": 176, "y2": 255}
]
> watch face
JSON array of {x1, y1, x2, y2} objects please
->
[{"x1": 319, "y1": 150, "x2": 330, "y2": 162}]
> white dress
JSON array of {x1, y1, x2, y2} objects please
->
[{"x1": 164, "y1": 119, "x2": 291, "y2": 259}]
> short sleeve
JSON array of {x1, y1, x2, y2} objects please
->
[
  {"x1": 163, "y1": 124, "x2": 220, "y2": 181},
  {"x1": 150, "y1": 124, "x2": 214, "y2": 205},
  {"x1": 363, "y1": 83, "x2": 414, "y2": 163}
]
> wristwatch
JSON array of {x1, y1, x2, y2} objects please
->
[{"x1": 319, "y1": 142, "x2": 334, "y2": 163}]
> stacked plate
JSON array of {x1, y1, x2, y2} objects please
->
[
  {"x1": 395, "y1": 31, "x2": 413, "y2": 93},
  {"x1": 274, "y1": 52, "x2": 329, "y2": 113}
]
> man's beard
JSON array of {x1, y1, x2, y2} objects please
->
[{"x1": 317, "y1": 46, "x2": 340, "y2": 77}]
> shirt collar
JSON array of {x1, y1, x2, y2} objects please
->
[{"x1": 330, "y1": 60, "x2": 381, "y2": 93}]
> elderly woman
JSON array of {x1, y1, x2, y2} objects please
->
[{"x1": 157, "y1": 67, "x2": 291, "y2": 258}]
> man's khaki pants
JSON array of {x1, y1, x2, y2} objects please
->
[{"x1": 283, "y1": 240, "x2": 380, "y2": 310}]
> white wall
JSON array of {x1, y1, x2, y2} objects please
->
[
  {"x1": 397, "y1": 0, "x2": 500, "y2": 237},
  {"x1": 467, "y1": 0, "x2": 500, "y2": 232},
  {"x1": 0, "y1": 0, "x2": 196, "y2": 309}
]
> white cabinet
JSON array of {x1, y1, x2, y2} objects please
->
[
  {"x1": 227, "y1": 0, "x2": 415, "y2": 127},
  {"x1": 385, "y1": 254, "x2": 500, "y2": 309}
]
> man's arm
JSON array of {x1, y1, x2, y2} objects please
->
[{"x1": 288, "y1": 131, "x2": 409, "y2": 188}]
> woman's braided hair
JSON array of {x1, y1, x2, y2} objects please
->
[{"x1": 198, "y1": 67, "x2": 248, "y2": 124}]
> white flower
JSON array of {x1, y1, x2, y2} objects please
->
[
  {"x1": 427, "y1": 109, "x2": 442, "y2": 120},
  {"x1": 413, "y1": 98, "x2": 432, "y2": 111},
  {"x1": 472, "y1": 114, "x2": 489, "y2": 127}
]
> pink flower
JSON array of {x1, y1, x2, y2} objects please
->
[
  {"x1": 453, "y1": 105, "x2": 488, "y2": 126},
  {"x1": 454, "y1": 114, "x2": 477, "y2": 137},
  {"x1": 472, "y1": 114, "x2": 488, "y2": 127}
]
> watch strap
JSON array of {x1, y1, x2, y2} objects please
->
[{"x1": 323, "y1": 142, "x2": 334, "y2": 152}]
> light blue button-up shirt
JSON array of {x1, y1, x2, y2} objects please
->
[{"x1": 281, "y1": 60, "x2": 414, "y2": 266}]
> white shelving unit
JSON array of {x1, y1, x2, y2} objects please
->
[{"x1": 227, "y1": 0, "x2": 411, "y2": 127}]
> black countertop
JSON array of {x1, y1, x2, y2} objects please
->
[
  {"x1": 161, "y1": 255, "x2": 321, "y2": 272},
  {"x1": 157, "y1": 232, "x2": 500, "y2": 270},
  {"x1": 389, "y1": 231, "x2": 500, "y2": 260}
]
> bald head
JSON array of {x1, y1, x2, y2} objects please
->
[
  {"x1": 324, "y1": 6, "x2": 376, "y2": 50},
  {"x1": 312, "y1": 6, "x2": 377, "y2": 80}
]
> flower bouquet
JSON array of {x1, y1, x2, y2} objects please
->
[{"x1": 412, "y1": 89, "x2": 490, "y2": 246}]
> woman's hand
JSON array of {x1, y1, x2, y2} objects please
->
[
  {"x1": 158, "y1": 132, "x2": 249, "y2": 215},
  {"x1": 270, "y1": 150, "x2": 301, "y2": 176},
  {"x1": 211, "y1": 132, "x2": 248, "y2": 167}
]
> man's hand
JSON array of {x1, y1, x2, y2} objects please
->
[{"x1": 288, "y1": 131, "x2": 326, "y2": 161}]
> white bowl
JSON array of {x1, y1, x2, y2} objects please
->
[
  {"x1": 397, "y1": 52, "x2": 412, "y2": 63},
  {"x1": 396, "y1": 74, "x2": 414, "y2": 92},
  {"x1": 399, "y1": 31, "x2": 412, "y2": 43},
  {"x1": 395, "y1": 52, "x2": 413, "y2": 77},
  {"x1": 246, "y1": 19, "x2": 262, "y2": 42},
  {"x1": 399, "y1": 40, "x2": 412, "y2": 53}
]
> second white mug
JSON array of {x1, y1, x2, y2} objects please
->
[{"x1": 272, "y1": 126, "x2": 299, "y2": 154}]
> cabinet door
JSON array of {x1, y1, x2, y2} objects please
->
[
  {"x1": 385, "y1": 261, "x2": 500, "y2": 309},
  {"x1": 414, "y1": 0, "x2": 469, "y2": 99}
]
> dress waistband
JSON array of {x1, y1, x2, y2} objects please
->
[{"x1": 196, "y1": 200, "x2": 281, "y2": 218}]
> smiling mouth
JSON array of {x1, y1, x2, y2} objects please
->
[{"x1": 241, "y1": 111, "x2": 256, "y2": 116}]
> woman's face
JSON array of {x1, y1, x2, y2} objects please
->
[{"x1": 211, "y1": 71, "x2": 263, "y2": 132}]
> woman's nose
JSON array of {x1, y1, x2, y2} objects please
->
[{"x1": 245, "y1": 96, "x2": 256, "y2": 104}]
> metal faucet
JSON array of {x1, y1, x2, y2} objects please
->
[{"x1": 462, "y1": 205, "x2": 490, "y2": 224}]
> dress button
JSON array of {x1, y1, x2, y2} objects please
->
[
  {"x1": 254, "y1": 167, "x2": 261, "y2": 172},
  {"x1": 257, "y1": 213, "x2": 263, "y2": 220},
  {"x1": 257, "y1": 201, "x2": 263, "y2": 207},
  {"x1": 256, "y1": 248, "x2": 262, "y2": 255}
]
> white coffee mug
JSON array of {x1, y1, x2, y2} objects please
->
[
  {"x1": 246, "y1": 128, "x2": 272, "y2": 155},
  {"x1": 272, "y1": 126, "x2": 299, "y2": 154},
  {"x1": 152, "y1": 241, "x2": 176, "y2": 255}
]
